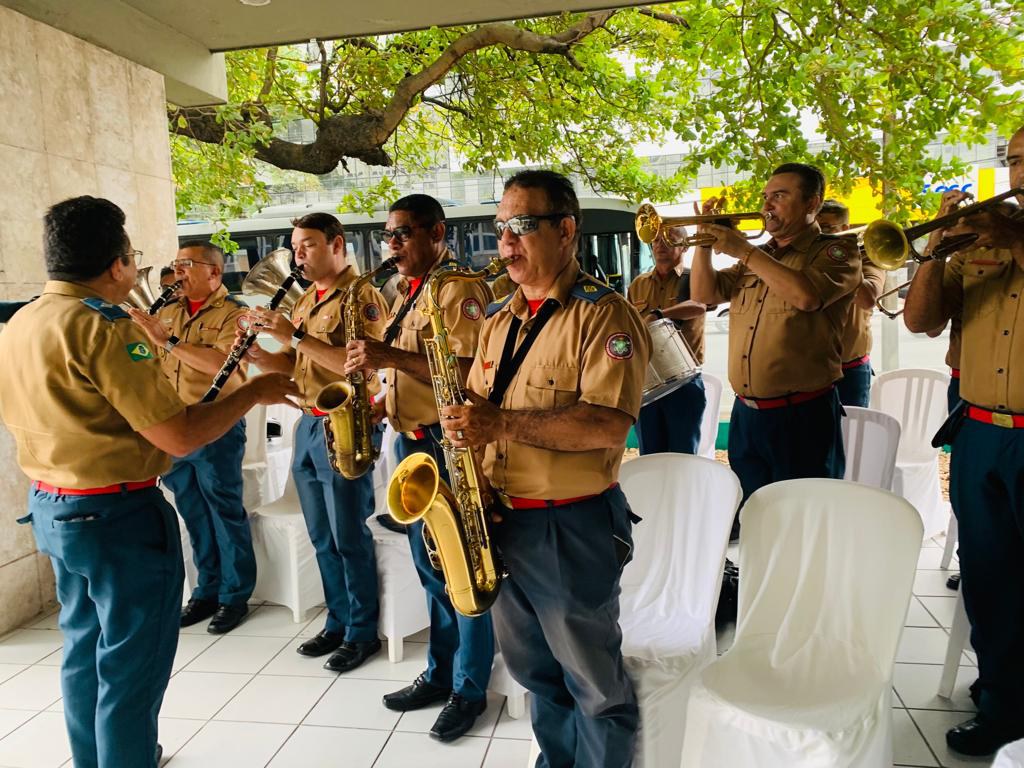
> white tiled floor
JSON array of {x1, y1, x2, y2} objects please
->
[{"x1": 0, "y1": 533, "x2": 988, "y2": 767}]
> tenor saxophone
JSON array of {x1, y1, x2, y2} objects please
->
[
  {"x1": 386, "y1": 256, "x2": 512, "y2": 616},
  {"x1": 316, "y1": 257, "x2": 398, "y2": 479}
]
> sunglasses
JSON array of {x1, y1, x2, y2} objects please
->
[
  {"x1": 373, "y1": 225, "x2": 421, "y2": 244},
  {"x1": 493, "y1": 214, "x2": 573, "y2": 238}
]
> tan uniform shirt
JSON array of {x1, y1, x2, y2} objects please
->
[
  {"x1": 946, "y1": 317, "x2": 962, "y2": 370},
  {"x1": 466, "y1": 258, "x2": 650, "y2": 499},
  {"x1": 940, "y1": 247, "x2": 1024, "y2": 412},
  {"x1": 290, "y1": 267, "x2": 387, "y2": 409},
  {"x1": 839, "y1": 257, "x2": 886, "y2": 362},
  {"x1": 627, "y1": 267, "x2": 706, "y2": 364},
  {"x1": 0, "y1": 281, "x2": 185, "y2": 487},
  {"x1": 384, "y1": 252, "x2": 491, "y2": 433},
  {"x1": 156, "y1": 284, "x2": 248, "y2": 405},
  {"x1": 714, "y1": 224, "x2": 861, "y2": 398}
]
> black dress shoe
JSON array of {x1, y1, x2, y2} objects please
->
[
  {"x1": 375, "y1": 513, "x2": 408, "y2": 534},
  {"x1": 947, "y1": 572, "x2": 961, "y2": 590},
  {"x1": 323, "y1": 638, "x2": 382, "y2": 673},
  {"x1": 296, "y1": 629, "x2": 346, "y2": 657},
  {"x1": 180, "y1": 598, "x2": 218, "y2": 627},
  {"x1": 383, "y1": 673, "x2": 451, "y2": 711},
  {"x1": 430, "y1": 693, "x2": 486, "y2": 742},
  {"x1": 946, "y1": 715, "x2": 1024, "y2": 756},
  {"x1": 207, "y1": 603, "x2": 248, "y2": 634},
  {"x1": 155, "y1": 742, "x2": 163, "y2": 766}
]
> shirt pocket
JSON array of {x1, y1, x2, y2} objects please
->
[
  {"x1": 195, "y1": 324, "x2": 226, "y2": 347},
  {"x1": 963, "y1": 260, "x2": 1009, "y2": 319},
  {"x1": 525, "y1": 365, "x2": 579, "y2": 409},
  {"x1": 731, "y1": 275, "x2": 762, "y2": 315},
  {"x1": 316, "y1": 310, "x2": 343, "y2": 339}
]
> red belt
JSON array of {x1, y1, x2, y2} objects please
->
[
  {"x1": 967, "y1": 405, "x2": 1024, "y2": 429},
  {"x1": 951, "y1": 368, "x2": 961, "y2": 379},
  {"x1": 842, "y1": 355, "x2": 870, "y2": 370},
  {"x1": 33, "y1": 478, "x2": 158, "y2": 496},
  {"x1": 304, "y1": 407, "x2": 328, "y2": 417},
  {"x1": 403, "y1": 428, "x2": 429, "y2": 440},
  {"x1": 737, "y1": 385, "x2": 834, "y2": 410},
  {"x1": 501, "y1": 483, "x2": 618, "y2": 510}
]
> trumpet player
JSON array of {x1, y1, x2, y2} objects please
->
[
  {"x1": 690, "y1": 163, "x2": 860, "y2": 531},
  {"x1": 342, "y1": 194, "x2": 495, "y2": 742},
  {"x1": 129, "y1": 241, "x2": 255, "y2": 634},
  {"x1": 903, "y1": 126, "x2": 1024, "y2": 756},
  {"x1": 243, "y1": 213, "x2": 388, "y2": 673},
  {"x1": 442, "y1": 171, "x2": 649, "y2": 767},
  {"x1": 628, "y1": 224, "x2": 708, "y2": 454},
  {"x1": 816, "y1": 200, "x2": 886, "y2": 407}
]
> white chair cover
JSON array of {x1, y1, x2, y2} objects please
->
[
  {"x1": 698, "y1": 373, "x2": 724, "y2": 460},
  {"x1": 840, "y1": 406, "x2": 901, "y2": 491},
  {"x1": 263, "y1": 403, "x2": 301, "y2": 503},
  {"x1": 681, "y1": 479, "x2": 923, "y2": 768},
  {"x1": 369, "y1": 516, "x2": 430, "y2": 663},
  {"x1": 619, "y1": 453, "x2": 742, "y2": 768},
  {"x1": 241, "y1": 404, "x2": 269, "y2": 510},
  {"x1": 489, "y1": 650, "x2": 529, "y2": 719},
  {"x1": 373, "y1": 422, "x2": 400, "y2": 515},
  {"x1": 994, "y1": 738, "x2": 1024, "y2": 768}
]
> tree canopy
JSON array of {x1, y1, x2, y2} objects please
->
[{"x1": 170, "y1": 0, "x2": 1023, "y2": 224}]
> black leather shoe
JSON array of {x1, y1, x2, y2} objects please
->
[
  {"x1": 946, "y1": 715, "x2": 1024, "y2": 756},
  {"x1": 383, "y1": 673, "x2": 451, "y2": 711},
  {"x1": 375, "y1": 513, "x2": 408, "y2": 534},
  {"x1": 296, "y1": 630, "x2": 346, "y2": 657},
  {"x1": 155, "y1": 742, "x2": 163, "y2": 766},
  {"x1": 947, "y1": 573, "x2": 961, "y2": 590},
  {"x1": 180, "y1": 598, "x2": 218, "y2": 627},
  {"x1": 207, "y1": 603, "x2": 248, "y2": 634},
  {"x1": 323, "y1": 638, "x2": 382, "y2": 673},
  {"x1": 430, "y1": 693, "x2": 486, "y2": 742}
]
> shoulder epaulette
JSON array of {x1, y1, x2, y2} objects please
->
[
  {"x1": 485, "y1": 292, "x2": 514, "y2": 318},
  {"x1": 225, "y1": 294, "x2": 248, "y2": 308},
  {"x1": 570, "y1": 274, "x2": 615, "y2": 303},
  {"x1": 81, "y1": 297, "x2": 129, "y2": 321}
]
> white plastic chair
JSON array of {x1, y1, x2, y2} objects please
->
[
  {"x1": 994, "y1": 737, "x2": 1024, "y2": 767},
  {"x1": 940, "y1": 513, "x2": 958, "y2": 569},
  {"x1": 489, "y1": 648, "x2": 529, "y2": 719},
  {"x1": 241, "y1": 404, "x2": 269, "y2": 510},
  {"x1": 841, "y1": 406, "x2": 901, "y2": 490},
  {"x1": 938, "y1": 589, "x2": 972, "y2": 699},
  {"x1": 681, "y1": 479, "x2": 923, "y2": 768},
  {"x1": 698, "y1": 373, "x2": 724, "y2": 460},
  {"x1": 870, "y1": 368, "x2": 951, "y2": 537},
  {"x1": 618, "y1": 453, "x2": 742, "y2": 767},
  {"x1": 368, "y1": 515, "x2": 430, "y2": 663}
]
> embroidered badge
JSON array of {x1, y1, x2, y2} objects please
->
[
  {"x1": 584, "y1": 285, "x2": 598, "y2": 293},
  {"x1": 236, "y1": 316, "x2": 249, "y2": 331},
  {"x1": 826, "y1": 244, "x2": 849, "y2": 262},
  {"x1": 605, "y1": 333, "x2": 634, "y2": 360},
  {"x1": 126, "y1": 342, "x2": 154, "y2": 361},
  {"x1": 483, "y1": 360, "x2": 494, "y2": 370},
  {"x1": 363, "y1": 303, "x2": 381, "y2": 322},
  {"x1": 461, "y1": 298, "x2": 482, "y2": 320}
]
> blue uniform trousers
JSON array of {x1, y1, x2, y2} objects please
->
[
  {"x1": 836, "y1": 360, "x2": 872, "y2": 408},
  {"x1": 728, "y1": 389, "x2": 846, "y2": 506},
  {"x1": 491, "y1": 487, "x2": 638, "y2": 768},
  {"x1": 395, "y1": 427, "x2": 494, "y2": 701},
  {"x1": 292, "y1": 414, "x2": 379, "y2": 641},
  {"x1": 950, "y1": 418, "x2": 1024, "y2": 725},
  {"x1": 162, "y1": 419, "x2": 255, "y2": 606},
  {"x1": 636, "y1": 374, "x2": 706, "y2": 456},
  {"x1": 948, "y1": 375, "x2": 961, "y2": 415},
  {"x1": 23, "y1": 486, "x2": 183, "y2": 768}
]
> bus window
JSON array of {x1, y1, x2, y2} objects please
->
[
  {"x1": 463, "y1": 222, "x2": 499, "y2": 269},
  {"x1": 583, "y1": 234, "x2": 626, "y2": 294},
  {"x1": 345, "y1": 231, "x2": 369, "y2": 272}
]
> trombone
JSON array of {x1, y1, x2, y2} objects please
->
[
  {"x1": 635, "y1": 203, "x2": 772, "y2": 248},
  {"x1": 863, "y1": 188, "x2": 1024, "y2": 271},
  {"x1": 873, "y1": 232, "x2": 980, "y2": 318}
]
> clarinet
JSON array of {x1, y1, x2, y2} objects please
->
[
  {"x1": 148, "y1": 282, "x2": 181, "y2": 315},
  {"x1": 200, "y1": 267, "x2": 303, "y2": 403}
]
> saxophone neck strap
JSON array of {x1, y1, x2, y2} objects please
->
[
  {"x1": 384, "y1": 277, "x2": 427, "y2": 345},
  {"x1": 488, "y1": 298, "x2": 559, "y2": 406}
]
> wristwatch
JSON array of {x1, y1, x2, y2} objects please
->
[
  {"x1": 163, "y1": 335, "x2": 180, "y2": 353},
  {"x1": 649, "y1": 308, "x2": 665, "y2": 320},
  {"x1": 290, "y1": 328, "x2": 307, "y2": 349}
]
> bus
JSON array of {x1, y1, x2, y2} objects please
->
[{"x1": 176, "y1": 198, "x2": 650, "y2": 295}]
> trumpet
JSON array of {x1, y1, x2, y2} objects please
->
[
  {"x1": 635, "y1": 203, "x2": 771, "y2": 248},
  {"x1": 872, "y1": 233, "x2": 981, "y2": 318},
  {"x1": 863, "y1": 188, "x2": 1024, "y2": 271}
]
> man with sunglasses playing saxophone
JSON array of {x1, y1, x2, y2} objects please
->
[
  {"x1": 339, "y1": 194, "x2": 495, "y2": 743},
  {"x1": 130, "y1": 241, "x2": 255, "y2": 635},
  {"x1": 441, "y1": 170, "x2": 649, "y2": 767},
  {"x1": 903, "y1": 124, "x2": 1024, "y2": 757}
]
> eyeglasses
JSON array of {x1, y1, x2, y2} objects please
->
[
  {"x1": 493, "y1": 214, "x2": 573, "y2": 238},
  {"x1": 372, "y1": 225, "x2": 420, "y2": 244},
  {"x1": 125, "y1": 249, "x2": 143, "y2": 264},
  {"x1": 171, "y1": 258, "x2": 215, "y2": 269}
]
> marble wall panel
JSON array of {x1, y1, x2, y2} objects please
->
[
  {"x1": 0, "y1": 555, "x2": 43, "y2": 632},
  {"x1": 87, "y1": 46, "x2": 134, "y2": 173},
  {"x1": 33, "y1": 23, "x2": 93, "y2": 165},
  {"x1": 0, "y1": 7, "x2": 44, "y2": 153}
]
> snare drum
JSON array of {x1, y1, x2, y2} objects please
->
[{"x1": 642, "y1": 318, "x2": 701, "y2": 405}]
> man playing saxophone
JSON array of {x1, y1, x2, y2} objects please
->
[
  {"x1": 243, "y1": 213, "x2": 388, "y2": 673},
  {"x1": 442, "y1": 170, "x2": 649, "y2": 767},
  {"x1": 341, "y1": 194, "x2": 496, "y2": 743}
]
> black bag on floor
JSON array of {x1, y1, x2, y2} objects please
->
[{"x1": 715, "y1": 558, "x2": 739, "y2": 625}]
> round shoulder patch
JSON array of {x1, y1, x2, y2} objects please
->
[
  {"x1": 461, "y1": 297, "x2": 482, "y2": 320},
  {"x1": 826, "y1": 243, "x2": 850, "y2": 262},
  {"x1": 363, "y1": 303, "x2": 381, "y2": 322},
  {"x1": 605, "y1": 332, "x2": 634, "y2": 361}
]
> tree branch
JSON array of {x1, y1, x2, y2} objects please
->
[
  {"x1": 636, "y1": 6, "x2": 691, "y2": 29},
  {"x1": 259, "y1": 48, "x2": 277, "y2": 100},
  {"x1": 421, "y1": 95, "x2": 472, "y2": 118}
]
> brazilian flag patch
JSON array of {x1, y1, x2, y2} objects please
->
[{"x1": 126, "y1": 342, "x2": 154, "y2": 361}]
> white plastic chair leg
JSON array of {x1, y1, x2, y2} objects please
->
[
  {"x1": 289, "y1": 535, "x2": 303, "y2": 623},
  {"x1": 938, "y1": 591, "x2": 970, "y2": 699},
  {"x1": 506, "y1": 691, "x2": 527, "y2": 719},
  {"x1": 389, "y1": 635, "x2": 404, "y2": 663},
  {"x1": 940, "y1": 513, "x2": 958, "y2": 570}
]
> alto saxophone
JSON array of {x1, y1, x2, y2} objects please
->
[
  {"x1": 386, "y1": 256, "x2": 512, "y2": 617},
  {"x1": 316, "y1": 257, "x2": 398, "y2": 479}
]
